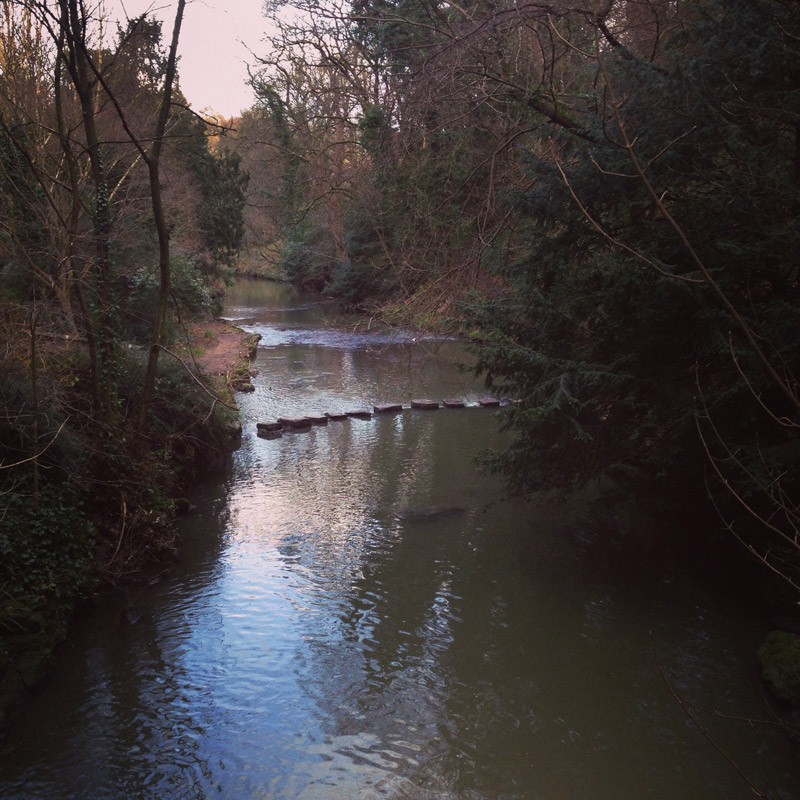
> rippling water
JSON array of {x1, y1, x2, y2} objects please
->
[{"x1": 1, "y1": 280, "x2": 798, "y2": 799}]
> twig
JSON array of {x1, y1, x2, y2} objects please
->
[
  {"x1": 156, "y1": 345, "x2": 238, "y2": 411},
  {"x1": 652, "y1": 635, "x2": 771, "y2": 798},
  {"x1": 550, "y1": 147, "x2": 703, "y2": 284},
  {"x1": 107, "y1": 494, "x2": 128, "y2": 566},
  {"x1": 0, "y1": 418, "x2": 69, "y2": 470}
]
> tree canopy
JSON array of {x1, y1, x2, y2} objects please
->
[
  {"x1": 0, "y1": 1, "x2": 248, "y2": 630},
  {"x1": 240, "y1": 0, "x2": 800, "y2": 587}
]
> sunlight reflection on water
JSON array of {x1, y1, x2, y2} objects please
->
[{"x1": 1, "y1": 280, "x2": 799, "y2": 800}]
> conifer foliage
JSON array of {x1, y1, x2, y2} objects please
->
[
  {"x1": 465, "y1": 0, "x2": 800, "y2": 583},
  {"x1": 248, "y1": 0, "x2": 800, "y2": 582}
]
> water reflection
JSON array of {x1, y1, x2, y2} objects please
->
[{"x1": 1, "y1": 280, "x2": 798, "y2": 799}]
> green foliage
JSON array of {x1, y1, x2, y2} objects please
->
[
  {"x1": 280, "y1": 217, "x2": 336, "y2": 290},
  {"x1": 358, "y1": 104, "x2": 391, "y2": 153},
  {"x1": 254, "y1": 84, "x2": 303, "y2": 225},
  {"x1": 327, "y1": 211, "x2": 395, "y2": 306},
  {"x1": 193, "y1": 149, "x2": 249, "y2": 266},
  {"x1": 0, "y1": 128, "x2": 48, "y2": 296},
  {"x1": 352, "y1": 0, "x2": 439, "y2": 72},
  {"x1": 0, "y1": 489, "x2": 96, "y2": 604},
  {"x1": 758, "y1": 631, "x2": 800, "y2": 703},
  {"x1": 0, "y1": 358, "x2": 85, "y2": 479},
  {"x1": 465, "y1": 0, "x2": 800, "y2": 518},
  {"x1": 122, "y1": 252, "x2": 217, "y2": 343},
  {"x1": 147, "y1": 357, "x2": 239, "y2": 482},
  {"x1": 171, "y1": 105, "x2": 249, "y2": 267}
]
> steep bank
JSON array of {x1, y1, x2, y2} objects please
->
[{"x1": 0, "y1": 320, "x2": 254, "y2": 736}]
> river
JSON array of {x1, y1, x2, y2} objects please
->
[{"x1": 1, "y1": 279, "x2": 797, "y2": 799}]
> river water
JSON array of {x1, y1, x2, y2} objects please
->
[{"x1": 1, "y1": 280, "x2": 798, "y2": 799}]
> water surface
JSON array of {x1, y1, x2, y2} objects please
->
[{"x1": 1, "y1": 280, "x2": 797, "y2": 799}]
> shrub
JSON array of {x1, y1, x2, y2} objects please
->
[{"x1": 757, "y1": 631, "x2": 800, "y2": 703}]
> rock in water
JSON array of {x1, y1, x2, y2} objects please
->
[
  {"x1": 411, "y1": 399, "x2": 439, "y2": 410},
  {"x1": 374, "y1": 403, "x2": 403, "y2": 413},
  {"x1": 278, "y1": 416, "x2": 312, "y2": 429},
  {"x1": 257, "y1": 421, "x2": 283, "y2": 432}
]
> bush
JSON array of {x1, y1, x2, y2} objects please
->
[
  {"x1": 758, "y1": 631, "x2": 800, "y2": 703},
  {"x1": 122, "y1": 252, "x2": 217, "y2": 344},
  {"x1": 0, "y1": 488, "x2": 96, "y2": 606}
]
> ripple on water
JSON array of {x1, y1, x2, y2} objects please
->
[{"x1": 2, "y1": 282, "x2": 800, "y2": 800}]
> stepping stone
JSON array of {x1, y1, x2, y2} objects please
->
[
  {"x1": 325, "y1": 411, "x2": 349, "y2": 420},
  {"x1": 346, "y1": 409, "x2": 372, "y2": 419},
  {"x1": 257, "y1": 421, "x2": 283, "y2": 432},
  {"x1": 305, "y1": 414, "x2": 329, "y2": 425},
  {"x1": 257, "y1": 429, "x2": 282, "y2": 440},
  {"x1": 411, "y1": 399, "x2": 439, "y2": 410},
  {"x1": 443, "y1": 398, "x2": 465, "y2": 408},
  {"x1": 278, "y1": 416, "x2": 312, "y2": 429},
  {"x1": 374, "y1": 403, "x2": 403, "y2": 413},
  {"x1": 478, "y1": 397, "x2": 500, "y2": 407}
]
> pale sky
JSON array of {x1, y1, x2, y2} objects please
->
[{"x1": 103, "y1": 0, "x2": 271, "y2": 117}]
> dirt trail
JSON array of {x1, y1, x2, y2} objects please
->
[{"x1": 187, "y1": 319, "x2": 253, "y2": 379}]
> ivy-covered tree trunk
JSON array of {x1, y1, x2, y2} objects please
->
[{"x1": 59, "y1": 0, "x2": 117, "y2": 418}]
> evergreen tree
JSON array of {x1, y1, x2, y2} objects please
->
[{"x1": 466, "y1": 0, "x2": 800, "y2": 576}]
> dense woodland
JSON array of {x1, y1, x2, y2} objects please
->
[
  {"x1": 0, "y1": 0, "x2": 247, "y2": 707},
  {"x1": 1, "y1": 0, "x2": 800, "y2": 719},
  {"x1": 237, "y1": 0, "x2": 800, "y2": 594}
]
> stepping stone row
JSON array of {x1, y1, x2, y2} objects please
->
[{"x1": 256, "y1": 397, "x2": 502, "y2": 439}]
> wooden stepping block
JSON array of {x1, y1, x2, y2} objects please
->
[
  {"x1": 325, "y1": 412, "x2": 349, "y2": 420},
  {"x1": 442, "y1": 398, "x2": 465, "y2": 408},
  {"x1": 257, "y1": 429, "x2": 282, "y2": 440},
  {"x1": 411, "y1": 399, "x2": 439, "y2": 410},
  {"x1": 374, "y1": 403, "x2": 403, "y2": 413},
  {"x1": 278, "y1": 416, "x2": 312, "y2": 429},
  {"x1": 478, "y1": 397, "x2": 500, "y2": 407},
  {"x1": 257, "y1": 421, "x2": 283, "y2": 432},
  {"x1": 346, "y1": 409, "x2": 372, "y2": 419},
  {"x1": 305, "y1": 414, "x2": 329, "y2": 425}
]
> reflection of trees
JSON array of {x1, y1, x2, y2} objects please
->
[
  {"x1": 288, "y1": 456, "x2": 799, "y2": 800},
  {"x1": 278, "y1": 408, "x2": 510, "y2": 790},
  {"x1": 0, "y1": 500, "x2": 231, "y2": 799},
  {"x1": 433, "y1": 525, "x2": 793, "y2": 800}
]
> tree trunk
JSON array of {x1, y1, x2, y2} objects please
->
[{"x1": 134, "y1": 0, "x2": 187, "y2": 443}]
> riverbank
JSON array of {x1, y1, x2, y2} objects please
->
[
  {"x1": 183, "y1": 317, "x2": 259, "y2": 391},
  {"x1": 0, "y1": 318, "x2": 254, "y2": 736},
  {"x1": 4, "y1": 276, "x2": 797, "y2": 797}
]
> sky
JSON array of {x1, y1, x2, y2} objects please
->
[{"x1": 103, "y1": 0, "x2": 272, "y2": 117}]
